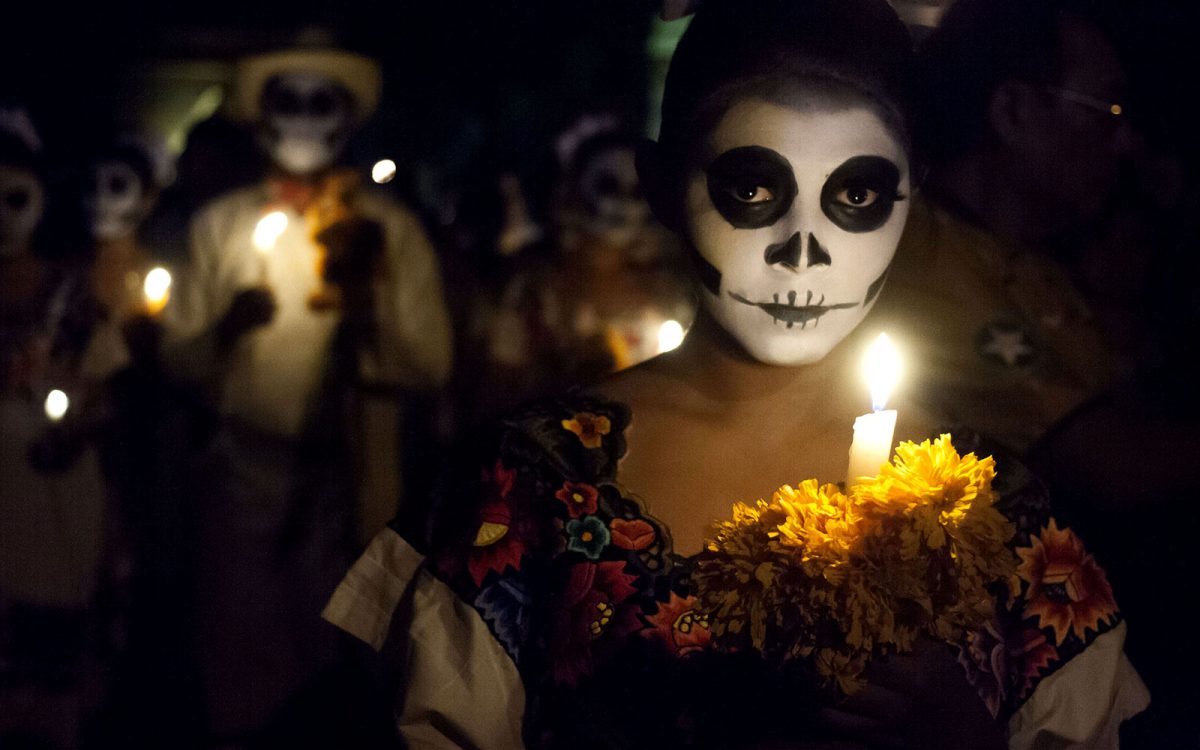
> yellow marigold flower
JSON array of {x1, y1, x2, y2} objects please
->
[{"x1": 693, "y1": 434, "x2": 1015, "y2": 700}]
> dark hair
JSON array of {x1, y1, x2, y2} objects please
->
[
  {"x1": 915, "y1": 0, "x2": 1118, "y2": 164},
  {"x1": 657, "y1": 0, "x2": 916, "y2": 169},
  {"x1": 0, "y1": 131, "x2": 42, "y2": 175}
]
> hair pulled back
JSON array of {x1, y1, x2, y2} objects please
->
[{"x1": 658, "y1": 0, "x2": 916, "y2": 167}]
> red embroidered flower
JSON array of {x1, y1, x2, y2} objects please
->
[
  {"x1": 562, "y1": 412, "x2": 611, "y2": 449},
  {"x1": 959, "y1": 621, "x2": 1056, "y2": 717},
  {"x1": 484, "y1": 460, "x2": 517, "y2": 499},
  {"x1": 1016, "y1": 519, "x2": 1117, "y2": 646},
  {"x1": 466, "y1": 461, "x2": 530, "y2": 587},
  {"x1": 555, "y1": 482, "x2": 599, "y2": 518},
  {"x1": 643, "y1": 593, "x2": 712, "y2": 657},
  {"x1": 550, "y1": 561, "x2": 641, "y2": 686},
  {"x1": 610, "y1": 518, "x2": 656, "y2": 551}
]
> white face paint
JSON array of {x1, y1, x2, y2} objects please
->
[
  {"x1": 683, "y1": 98, "x2": 910, "y2": 365},
  {"x1": 0, "y1": 165, "x2": 45, "y2": 258},
  {"x1": 259, "y1": 72, "x2": 353, "y2": 176},
  {"x1": 84, "y1": 160, "x2": 147, "y2": 241},
  {"x1": 577, "y1": 146, "x2": 649, "y2": 248}
]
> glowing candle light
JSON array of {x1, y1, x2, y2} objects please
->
[
  {"x1": 253, "y1": 211, "x2": 288, "y2": 282},
  {"x1": 254, "y1": 211, "x2": 288, "y2": 252},
  {"x1": 143, "y1": 266, "x2": 172, "y2": 315},
  {"x1": 847, "y1": 333, "x2": 901, "y2": 488},
  {"x1": 371, "y1": 159, "x2": 397, "y2": 184},
  {"x1": 657, "y1": 319, "x2": 685, "y2": 354},
  {"x1": 44, "y1": 389, "x2": 69, "y2": 422}
]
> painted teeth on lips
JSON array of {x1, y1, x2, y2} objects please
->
[{"x1": 727, "y1": 290, "x2": 858, "y2": 329}]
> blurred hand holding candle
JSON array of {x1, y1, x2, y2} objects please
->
[
  {"x1": 847, "y1": 333, "x2": 901, "y2": 488},
  {"x1": 253, "y1": 210, "x2": 288, "y2": 282}
]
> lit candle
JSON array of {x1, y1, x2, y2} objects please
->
[
  {"x1": 143, "y1": 266, "x2": 172, "y2": 315},
  {"x1": 253, "y1": 210, "x2": 288, "y2": 282},
  {"x1": 372, "y1": 159, "x2": 397, "y2": 184},
  {"x1": 846, "y1": 333, "x2": 902, "y2": 488},
  {"x1": 657, "y1": 319, "x2": 685, "y2": 354},
  {"x1": 44, "y1": 389, "x2": 69, "y2": 422}
]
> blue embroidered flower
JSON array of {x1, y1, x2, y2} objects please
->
[
  {"x1": 475, "y1": 577, "x2": 532, "y2": 661},
  {"x1": 566, "y1": 516, "x2": 611, "y2": 559}
]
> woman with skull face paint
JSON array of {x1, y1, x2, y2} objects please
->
[
  {"x1": 0, "y1": 110, "x2": 124, "y2": 748},
  {"x1": 323, "y1": 2, "x2": 1145, "y2": 747}
]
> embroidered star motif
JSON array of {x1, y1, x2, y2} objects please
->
[{"x1": 979, "y1": 324, "x2": 1035, "y2": 367}]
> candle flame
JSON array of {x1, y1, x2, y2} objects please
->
[
  {"x1": 143, "y1": 266, "x2": 172, "y2": 313},
  {"x1": 253, "y1": 211, "x2": 289, "y2": 253},
  {"x1": 863, "y1": 333, "x2": 901, "y2": 412},
  {"x1": 372, "y1": 159, "x2": 397, "y2": 184},
  {"x1": 657, "y1": 319, "x2": 686, "y2": 354},
  {"x1": 44, "y1": 389, "x2": 69, "y2": 422}
]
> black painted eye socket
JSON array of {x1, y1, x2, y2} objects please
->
[
  {"x1": 273, "y1": 90, "x2": 304, "y2": 116},
  {"x1": 706, "y1": 146, "x2": 797, "y2": 229},
  {"x1": 820, "y1": 156, "x2": 903, "y2": 233},
  {"x1": 310, "y1": 91, "x2": 336, "y2": 117},
  {"x1": 5, "y1": 189, "x2": 30, "y2": 210}
]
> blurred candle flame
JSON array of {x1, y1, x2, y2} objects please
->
[
  {"x1": 143, "y1": 266, "x2": 172, "y2": 314},
  {"x1": 657, "y1": 319, "x2": 686, "y2": 354},
  {"x1": 253, "y1": 211, "x2": 288, "y2": 253},
  {"x1": 863, "y1": 333, "x2": 901, "y2": 412},
  {"x1": 44, "y1": 389, "x2": 69, "y2": 422},
  {"x1": 371, "y1": 159, "x2": 397, "y2": 184}
]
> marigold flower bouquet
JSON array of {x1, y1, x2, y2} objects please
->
[{"x1": 692, "y1": 434, "x2": 1017, "y2": 696}]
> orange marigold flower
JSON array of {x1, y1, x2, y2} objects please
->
[
  {"x1": 562, "y1": 412, "x2": 611, "y2": 448},
  {"x1": 1016, "y1": 519, "x2": 1117, "y2": 645}
]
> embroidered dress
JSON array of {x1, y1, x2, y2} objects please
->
[{"x1": 324, "y1": 394, "x2": 1148, "y2": 748}]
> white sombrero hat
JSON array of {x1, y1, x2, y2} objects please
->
[{"x1": 232, "y1": 46, "x2": 382, "y2": 123}]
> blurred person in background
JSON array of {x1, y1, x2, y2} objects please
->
[
  {"x1": 872, "y1": 0, "x2": 1140, "y2": 455},
  {"x1": 161, "y1": 40, "x2": 452, "y2": 747},
  {"x1": 464, "y1": 118, "x2": 695, "y2": 423},
  {"x1": 870, "y1": 0, "x2": 1196, "y2": 743},
  {"x1": 0, "y1": 106, "x2": 125, "y2": 750}
]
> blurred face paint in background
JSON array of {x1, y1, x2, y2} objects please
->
[
  {"x1": 83, "y1": 160, "x2": 147, "y2": 241},
  {"x1": 0, "y1": 165, "x2": 45, "y2": 257},
  {"x1": 259, "y1": 72, "x2": 354, "y2": 176}
]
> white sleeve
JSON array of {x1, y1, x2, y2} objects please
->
[
  {"x1": 1007, "y1": 622, "x2": 1150, "y2": 749},
  {"x1": 361, "y1": 205, "x2": 454, "y2": 391},
  {"x1": 323, "y1": 528, "x2": 527, "y2": 750}
]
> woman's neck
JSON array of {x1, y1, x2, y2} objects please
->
[{"x1": 655, "y1": 307, "x2": 860, "y2": 411}]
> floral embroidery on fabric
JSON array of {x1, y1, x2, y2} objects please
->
[
  {"x1": 610, "y1": 518, "x2": 656, "y2": 551},
  {"x1": 565, "y1": 516, "x2": 610, "y2": 559},
  {"x1": 561, "y1": 411, "x2": 611, "y2": 448},
  {"x1": 475, "y1": 578, "x2": 532, "y2": 660},
  {"x1": 643, "y1": 593, "x2": 712, "y2": 656},
  {"x1": 425, "y1": 398, "x2": 1125, "y2": 743},
  {"x1": 1015, "y1": 519, "x2": 1118, "y2": 646},
  {"x1": 550, "y1": 561, "x2": 642, "y2": 686},
  {"x1": 465, "y1": 461, "x2": 533, "y2": 587},
  {"x1": 555, "y1": 481, "x2": 599, "y2": 518}
]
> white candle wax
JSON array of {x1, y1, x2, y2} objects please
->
[
  {"x1": 847, "y1": 408, "x2": 897, "y2": 486},
  {"x1": 846, "y1": 333, "x2": 902, "y2": 487}
]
